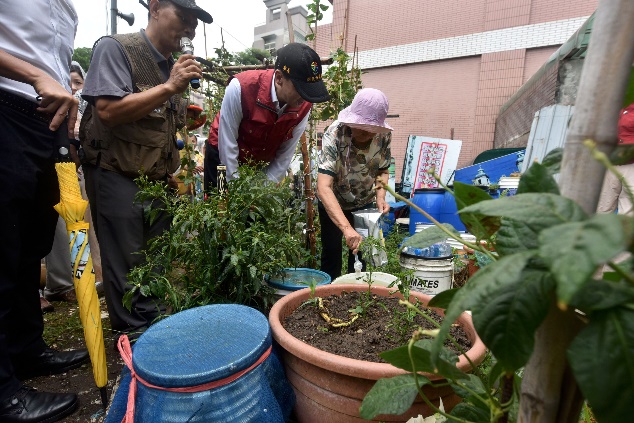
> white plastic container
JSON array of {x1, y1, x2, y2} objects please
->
[
  {"x1": 415, "y1": 223, "x2": 435, "y2": 233},
  {"x1": 399, "y1": 253, "x2": 453, "y2": 295},
  {"x1": 331, "y1": 272, "x2": 398, "y2": 287},
  {"x1": 498, "y1": 176, "x2": 520, "y2": 189}
]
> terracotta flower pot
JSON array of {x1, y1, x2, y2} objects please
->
[{"x1": 269, "y1": 284, "x2": 487, "y2": 422}]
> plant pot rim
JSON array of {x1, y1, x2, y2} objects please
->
[{"x1": 269, "y1": 284, "x2": 487, "y2": 381}]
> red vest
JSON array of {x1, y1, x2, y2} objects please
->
[{"x1": 208, "y1": 69, "x2": 311, "y2": 163}]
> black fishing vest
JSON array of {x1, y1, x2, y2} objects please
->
[{"x1": 79, "y1": 32, "x2": 184, "y2": 180}]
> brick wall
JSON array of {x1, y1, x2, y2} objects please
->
[
  {"x1": 360, "y1": 57, "x2": 482, "y2": 178},
  {"x1": 529, "y1": 0, "x2": 598, "y2": 24},
  {"x1": 342, "y1": 0, "x2": 488, "y2": 52},
  {"x1": 485, "y1": 0, "x2": 531, "y2": 31},
  {"x1": 494, "y1": 53, "x2": 560, "y2": 148},
  {"x1": 473, "y1": 49, "x2": 527, "y2": 159},
  {"x1": 313, "y1": 0, "x2": 598, "y2": 179},
  {"x1": 522, "y1": 46, "x2": 559, "y2": 83}
]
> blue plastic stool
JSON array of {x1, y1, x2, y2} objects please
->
[{"x1": 104, "y1": 305, "x2": 293, "y2": 422}]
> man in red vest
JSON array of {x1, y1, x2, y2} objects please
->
[{"x1": 204, "y1": 43, "x2": 330, "y2": 190}]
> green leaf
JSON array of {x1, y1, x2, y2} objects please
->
[
  {"x1": 381, "y1": 340, "x2": 467, "y2": 381},
  {"x1": 359, "y1": 374, "x2": 425, "y2": 420},
  {"x1": 448, "y1": 402, "x2": 490, "y2": 422},
  {"x1": 540, "y1": 147, "x2": 563, "y2": 174},
  {"x1": 460, "y1": 193, "x2": 587, "y2": 230},
  {"x1": 539, "y1": 213, "x2": 630, "y2": 306},
  {"x1": 430, "y1": 251, "x2": 535, "y2": 367},
  {"x1": 450, "y1": 374, "x2": 488, "y2": 410},
  {"x1": 453, "y1": 182, "x2": 500, "y2": 239},
  {"x1": 140, "y1": 285, "x2": 151, "y2": 297},
  {"x1": 568, "y1": 307, "x2": 634, "y2": 423},
  {"x1": 494, "y1": 217, "x2": 540, "y2": 256},
  {"x1": 472, "y1": 268, "x2": 555, "y2": 371},
  {"x1": 451, "y1": 374, "x2": 488, "y2": 399},
  {"x1": 319, "y1": 4, "x2": 329, "y2": 11},
  {"x1": 608, "y1": 145, "x2": 634, "y2": 166},
  {"x1": 402, "y1": 224, "x2": 460, "y2": 249},
  {"x1": 487, "y1": 360, "x2": 505, "y2": 389},
  {"x1": 517, "y1": 162, "x2": 559, "y2": 195},
  {"x1": 569, "y1": 279, "x2": 634, "y2": 312},
  {"x1": 428, "y1": 288, "x2": 459, "y2": 309}
]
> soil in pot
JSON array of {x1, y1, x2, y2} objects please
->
[{"x1": 282, "y1": 290, "x2": 472, "y2": 363}]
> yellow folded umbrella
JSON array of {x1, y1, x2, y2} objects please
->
[{"x1": 54, "y1": 160, "x2": 108, "y2": 408}]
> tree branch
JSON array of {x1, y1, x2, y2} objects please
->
[{"x1": 519, "y1": 1, "x2": 634, "y2": 421}]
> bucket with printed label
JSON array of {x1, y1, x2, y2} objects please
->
[{"x1": 399, "y1": 252, "x2": 454, "y2": 295}]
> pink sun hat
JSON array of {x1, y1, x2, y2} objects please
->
[{"x1": 337, "y1": 88, "x2": 393, "y2": 133}]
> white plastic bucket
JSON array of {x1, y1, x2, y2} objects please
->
[
  {"x1": 399, "y1": 253, "x2": 453, "y2": 295},
  {"x1": 331, "y1": 272, "x2": 398, "y2": 287}
]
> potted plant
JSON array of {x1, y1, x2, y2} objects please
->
[
  {"x1": 361, "y1": 144, "x2": 634, "y2": 421},
  {"x1": 269, "y1": 283, "x2": 487, "y2": 422}
]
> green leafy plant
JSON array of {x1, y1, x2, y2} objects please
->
[
  {"x1": 312, "y1": 47, "x2": 363, "y2": 122},
  {"x1": 298, "y1": 276, "x2": 321, "y2": 308},
  {"x1": 360, "y1": 145, "x2": 634, "y2": 422},
  {"x1": 125, "y1": 165, "x2": 311, "y2": 314},
  {"x1": 305, "y1": 0, "x2": 329, "y2": 42}
]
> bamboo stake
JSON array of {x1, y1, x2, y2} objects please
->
[
  {"x1": 286, "y1": 11, "x2": 295, "y2": 43},
  {"x1": 300, "y1": 133, "x2": 317, "y2": 266},
  {"x1": 519, "y1": 1, "x2": 634, "y2": 422}
]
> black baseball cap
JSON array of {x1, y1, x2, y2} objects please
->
[
  {"x1": 169, "y1": 0, "x2": 213, "y2": 24},
  {"x1": 275, "y1": 43, "x2": 330, "y2": 104}
]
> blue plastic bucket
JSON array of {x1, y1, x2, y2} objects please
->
[
  {"x1": 267, "y1": 268, "x2": 331, "y2": 298},
  {"x1": 409, "y1": 188, "x2": 445, "y2": 234},
  {"x1": 439, "y1": 191, "x2": 467, "y2": 232},
  {"x1": 104, "y1": 305, "x2": 294, "y2": 422}
]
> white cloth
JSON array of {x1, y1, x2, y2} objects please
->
[
  {"x1": 597, "y1": 163, "x2": 634, "y2": 216},
  {"x1": 0, "y1": 0, "x2": 77, "y2": 100},
  {"x1": 217, "y1": 74, "x2": 310, "y2": 183}
]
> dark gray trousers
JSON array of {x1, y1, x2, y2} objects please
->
[{"x1": 83, "y1": 164, "x2": 167, "y2": 334}]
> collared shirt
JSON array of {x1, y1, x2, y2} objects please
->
[
  {"x1": 0, "y1": 0, "x2": 77, "y2": 101},
  {"x1": 82, "y1": 29, "x2": 173, "y2": 105},
  {"x1": 318, "y1": 121, "x2": 391, "y2": 210},
  {"x1": 218, "y1": 74, "x2": 310, "y2": 183}
]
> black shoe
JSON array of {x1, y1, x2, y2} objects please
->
[
  {"x1": 13, "y1": 349, "x2": 90, "y2": 380},
  {"x1": 0, "y1": 385, "x2": 78, "y2": 423}
]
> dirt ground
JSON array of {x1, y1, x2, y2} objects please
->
[
  {"x1": 29, "y1": 298, "x2": 123, "y2": 423},
  {"x1": 283, "y1": 290, "x2": 472, "y2": 363}
]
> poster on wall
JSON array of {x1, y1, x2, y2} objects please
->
[{"x1": 401, "y1": 136, "x2": 462, "y2": 196}]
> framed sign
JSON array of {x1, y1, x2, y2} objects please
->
[{"x1": 401, "y1": 136, "x2": 462, "y2": 195}]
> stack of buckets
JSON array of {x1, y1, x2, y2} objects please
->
[
  {"x1": 404, "y1": 189, "x2": 454, "y2": 295},
  {"x1": 400, "y1": 242, "x2": 454, "y2": 296}
]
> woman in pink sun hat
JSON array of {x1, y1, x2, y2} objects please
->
[{"x1": 316, "y1": 88, "x2": 393, "y2": 280}]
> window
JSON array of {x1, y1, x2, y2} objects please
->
[
  {"x1": 271, "y1": 7, "x2": 280, "y2": 20},
  {"x1": 264, "y1": 40, "x2": 276, "y2": 56}
]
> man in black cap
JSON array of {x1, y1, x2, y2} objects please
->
[
  {"x1": 80, "y1": 0, "x2": 210, "y2": 346},
  {"x1": 204, "y1": 42, "x2": 330, "y2": 189}
]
